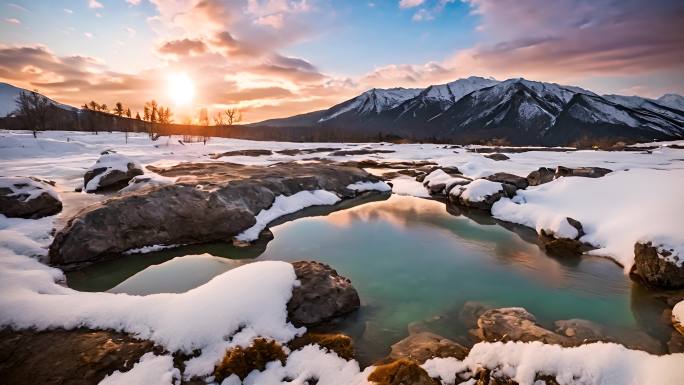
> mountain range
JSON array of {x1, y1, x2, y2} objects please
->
[
  {"x1": 2, "y1": 78, "x2": 684, "y2": 146},
  {"x1": 252, "y1": 76, "x2": 684, "y2": 145}
]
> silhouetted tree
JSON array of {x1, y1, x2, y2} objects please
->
[
  {"x1": 113, "y1": 102, "x2": 124, "y2": 117},
  {"x1": 224, "y1": 108, "x2": 242, "y2": 125},
  {"x1": 143, "y1": 106, "x2": 150, "y2": 121},
  {"x1": 135, "y1": 112, "x2": 141, "y2": 120},
  {"x1": 125, "y1": 108, "x2": 132, "y2": 118},
  {"x1": 14, "y1": 90, "x2": 51, "y2": 138},
  {"x1": 213, "y1": 111, "x2": 224, "y2": 126}
]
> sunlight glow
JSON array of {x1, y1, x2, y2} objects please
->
[{"x1": 167, "y1": 72, "x2": 195, "y2": 105}]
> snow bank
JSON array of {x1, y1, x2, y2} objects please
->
[
  {"x1": 452, "y1": 179, "x2": 503, "y2": 202},
  {"x1": 235, "y1": 190, "x2": 341, "y2": 242},
  {"x1": 389, "y1": 176, "x2": 431, "y2": 197},
  {"x1": 99, "y1": 353, "x2": 180, "y2": 385},
  {"x1": 346, "y1": 181, "x2": 391, "y2": 192},
  {"x1": 0, "y1": 246, "x2": 302, "y2": 377},
  {"x1": 491, "y1": 169, "x2": 684, "y2": 270},
  {"x1": 423, "y1": 169, "x2": 470, "y2": 191},
  {"x1": 0, "y1": 176, "x2": 59, "y2": 200},
  {"x1": 85, "y1": 153, "x2": 141, "y2": 192},
  {"x1": 422, "y1": 341, "x2": 684, "y2": 385}
]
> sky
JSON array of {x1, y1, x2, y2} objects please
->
[{"x1": 1, "y1": 0, "x2": 683, "y2": 123}]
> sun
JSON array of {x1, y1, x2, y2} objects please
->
[{"x1": 167, "y1": 72, "x2": 195, "y2": 105}]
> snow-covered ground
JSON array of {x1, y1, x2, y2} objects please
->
[{"x1": 1, "y1": 130, "x2": 684, "y2": 384}]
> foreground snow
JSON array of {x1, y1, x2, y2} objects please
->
[{"x1": 99, "y1": 353, "x2": 180, "y2": 385}]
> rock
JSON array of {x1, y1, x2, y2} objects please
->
[
  {"x1": 50, "y1": 163, "x2": 382, "y2": 267},
  {"x1": 276, "y1": 147, "x2": 340, "y2": 156},
  {"x1": 388, "y1": 330, "x2": 468, "y2": 364},
  {"x1": 554, "y1": 319, "x2": 662, "y2": 354},
  {"x1": 214, "y1": 338, "x2": 286, "y2": 381},
  {"x1": 484, "y1": 153, "x2": 510, "y2": 161},
  {"x1": 526, "y1": 167, "x2": 555, "y2": 186},
  {"x1": 450, "y1": 180, "x2": 507, "y2": 211},
  {"x1": 288, "y1": 332, "x2": 355, "y2": 360},
  {"x1": 668, "y1": 331, "x2": 684, "y2": 353},
  {"x1": 485, "y1": 172, "x2": 529, "y2": 189},
  {"x1": 475, "y1": 307, "x2": 572, "y2": 345},
  {"x1": 330, "y1": 148, "x2": 395, "y2": 156},
  {"x1": 367, "y1": 359, "x2": 438, "y2": 385},
  {"x1": 459, "y1": 301, "x2": 492, "y2": 329},
  {"x1": 554, "y1": 166, "x2": 612, "y2": 179},
  {"x1": 538, "y1": 217, "x2": 586, "y2": 257},
  {"x1": 634, "y1": 242, "x2": 684, "y2": 288},
  {"x1": 288, "y1": 261, "x2": 360, "y2": 326},
  {"x1": 0, "y1": 328, "x2": 158, "y2": 385},
  {"x1": 209, "y1": 149, "x2": 273, "y2": 158},
  {"x1": 0, "y1": 177, "x2": 62, "y2": 219},
  {"x1": 83, "y1": 153, "x2": 143, "y2": 192}
]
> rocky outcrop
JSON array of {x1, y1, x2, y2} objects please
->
[
  {"x1": 276, "y1": 147, "x2": 340, "y2": 156},
  {"x1": 450, "y1": 179, "x2": 512, "y2": 211},
  {"x1": 84, "y1": 153, "x2": 143, "y2": 192},
  {"x1": 485, "y1": 172, "x2": 529, "y2": 190},
  {"x1": 475, "y1": 307, "x2": 573, "y2": 345},
  {"x1": 388, "y1": 330, "x2": 468, "y2": 364},
  {"x1": 554, "y1": 319, "x2": 661, "y2": 354},
  {"x1": 538, "y1": 217, "x2": 586, "y2": 258},
  {"x1": 367, "y1": 359, "x2": 438, "y2": 385},
  {"x1": 526, "y1": 167, "x2": 555, "y2": 186},
  {"x1": 288, "y1": 332, "x2": 355, "y2": 360},
  {"x1": 0, "y1": 177, "x2": 62, "y2": 218},
  {"x1": 50, "y1": 163, "x2": 383, "y2": 267},
  {"x1": 0, "y1": 328, "x2": 158, "y2": 385},
  {"x1": 210, "y1": 149, "x2": 273, "y2": 158},
  {"x1": 287, "y1": 261, "x2": 360, "y2": 326},
  {"x1": 554, "y1": 166, "x2": 612, "y2": 179},
  {"x1": 634, "y1": 242, "x2": 684, "y2": 288},
  {"x1": 484, "y1": 153, "x2": 510, "y2": 161}
]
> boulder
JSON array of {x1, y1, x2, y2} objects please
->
[
  {"x1": 538, "y1": 217, "x2": 586, "y2": 258},
  {"x1": 526, "y1": 167, "x2": 555, "y2": 186},
  {"x1": 288, "y1": 332, "x2": 355, "y2": 360},
  {"x1": 475, "y1": 307, "x2": 572, "y2": 345},
  {"x1": 0, "y1": 328, "x2": 158, "y2": 385},
  {"x1": 634, "y1": 242, "x2": 684, "y2": 288},
  {"x1": 449, "y1": 179, "x2": 508, "y2": 211},
  {"x1": 484, "y1": 153, "x2": 510, "y2": 161},
  {"x1": 554, "y1": 319, "x2": 662, "y2": 354},
  {"x1": 210, "y1": 149, "x2": 273, "y2": 158},
  {"x1": 0, "y1": 177, "x2": 62, "y2": 219},
  {"x1": 388, "y1": 330, "x2": 468, "y2": 364},
  {"x1": 50, "y1": 163, "x2": 382, "y2": 267},
  {"x1": 84, "y1": 153, "x2": 143, "y2": 192},
  {"x1": 485, "y1": 172, "x2": 529, "y2": 190},
  {"x1": 367, "y1": 359, "x2": 438, "y2": 385},
  {"x1": 287, "y1": 261, "x2": 360, "y2": 326},
  {"x1": 554, "y1": 166, "x2": 612, "y2": 179}
]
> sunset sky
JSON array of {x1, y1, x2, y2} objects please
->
[{"x1": 1, "y1": 0, "x2": 683, "y2": 123}]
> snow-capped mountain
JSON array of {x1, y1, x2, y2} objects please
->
[
  {"x1": 317, "y1": 87, "x2": 421, "y2": 123},
  {"x1": 252, "y1": 76, "x2": 684, "y2": 145},
  {"x1": 0, "y1": 83, "x2": 75, "y2": 117}
]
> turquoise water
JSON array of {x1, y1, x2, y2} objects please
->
[{"x1": 67, "y1": 195, "x2": 664, "y2": 364}]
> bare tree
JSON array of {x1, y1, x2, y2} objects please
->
[
  {"x1": 158, "y1": 106, "x2": 173, "y2": 124},
  {"x1": 14, "y1": 90, "x2": 51, "y2": 138},
  {"x1": 213, "y1": 111, "x2": 224, "y2": 126},
  {"x1": 198, "y1": 108, "x2": 209, "y2": 126},
  {"x1": 224, "y1": 108, "x2": 242, "y2": 125}
]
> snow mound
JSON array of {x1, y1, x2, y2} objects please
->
[
  {"x1": 346, "y1": 181, "x2": 391, "y2": 192},
  {"x1": 235, "y1": 190, "x2": 341, "y2": 241},
  {"x1": 422, "y1": 341, "x2": 684, "y2": 385},
  {"x1": 85, "y1": 153, "x2": 141, "y2": 192},
  {"x1": 491, "y1": 169, "x2": 684, "y2": 270},
  {"x1": 389, "y1": 176, "x2": 431, "y2": 197},
  {"x1": 0, "y1": 176, "x2": 58, "y2": 200},
  {"x1": 452, "y1": 179, "x2": 503, "y2": 202},
  {"x1": 423, "y1": 169, "x2": 470, "y2": 191},
  {"x1": 99, "y1": 353, "x2": 180, "y2": 385}
]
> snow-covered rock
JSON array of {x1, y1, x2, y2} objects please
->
[
  {"x1": 422, "y1": 169, "x2": 470, "y2": 195},
  {"x1": 450, "y1": 179, "x2": 507, "y2": 210},
  {"x1": 634, "y1": 242, "x2": 684, "y2": 288},
  {"x1": 0, "y1": 177, "x2": 62, "y2": 218},
  {"x1": 84, "y1": 153, "x2": 143, "y2": 192}
]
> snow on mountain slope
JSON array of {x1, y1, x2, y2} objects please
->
[
  {"x1": 395, "y1": 76, "x2": 499, "y2": 120},
  {"x1": 318, "y1": 87, "x2": 421, "y2": 122},
  {"x1": 603, "y1": 94, "x2": 684, "y2": 124},
  {"x1": 657, "y1": 94, "x2": 684, "y2": 111},
  {"x1": 0, "y1": 83, "x2": 76, "y2": 117}
]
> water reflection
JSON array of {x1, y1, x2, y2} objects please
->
[{"x1": 66, "y1": 195, "x2": 675, "y2": 365}]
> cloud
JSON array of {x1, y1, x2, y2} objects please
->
[
  {"x1": 125, "y1": 27, "x2": 136, "y2": 37},
  {"x1": 158, "y1": 38, "x2": 209, "y2": 57},
  {"x1": 412, "y1": 9, "x2": 433, "y2": 21},
  {"x1": 64, "y1": 8, "x2": 73, "y2": 14},
  {"x1": 409, "y1": 0, "x2": 454, "y2": 22},
  {"x1": 6, "y1": 3, "x2": 28, "y2": 12},
  {"x1": 254, "y1": 14, "x2": 284, "y2": 28},
  {"x1": 126, "y1": 0, "x2": 141, "y2": 5},
  {"x1": 88, "y1": 0, "x2": 103, "y2": 9},
  {"x1": 84, "y1": 32, "x2": 94, "y2": 39},
  {"x1": 399, "y1": 0, "x2": 425, "y2": 8},
  {"x1": 4, "y1": 18, "x2": 20, "y2": 25}
]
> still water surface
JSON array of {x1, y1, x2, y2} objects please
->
[{"x1": 68, "y1": 195, "x2": 664, "y2": 364}]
